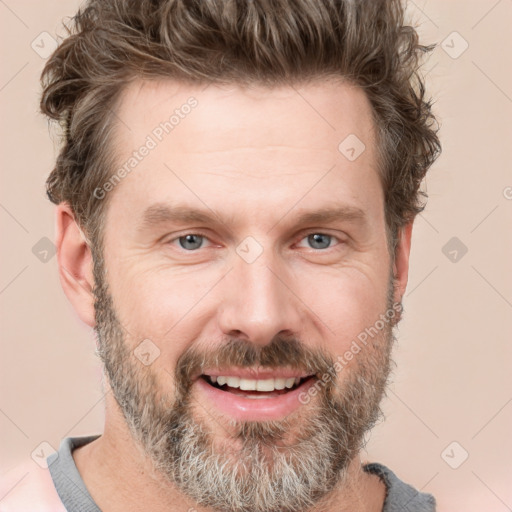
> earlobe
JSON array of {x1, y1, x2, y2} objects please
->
[
  {"x1": 55, "y1": 203, "x2": 96, "y2": 328},
  {"x1": 392, "y1": 221, "x2": 413, "y2": 305}
]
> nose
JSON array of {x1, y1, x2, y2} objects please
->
[{"x1": 216, "y1": 247, "x2": 303, "y2": 347}]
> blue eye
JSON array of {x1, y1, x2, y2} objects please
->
[
  {"x1": 298, "y1": 233, "x2": 339, "y2": 250},
  {"x1": 168, "y1": 232, "x2": 341, "y2": 252},
  {"x1": 177, "y1": 234, "x2": 206, "y2": 250}
]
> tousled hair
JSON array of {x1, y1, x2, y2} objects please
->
[{"x1": 41, "y1": 0, "x2": 441, "y2": 254}]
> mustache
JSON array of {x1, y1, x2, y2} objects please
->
[{"x1": 174, "y1": 336, "x2": 337, "y2": 394}]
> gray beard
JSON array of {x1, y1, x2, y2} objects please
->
[{"x1": 92, "y1": 254, "x2": 396, "y2": 512}]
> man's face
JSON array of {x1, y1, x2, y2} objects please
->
[{"x1": 93, "y1": 79, "x2": 400, "y2": 511}]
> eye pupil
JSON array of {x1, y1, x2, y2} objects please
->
[
  {"x1": 179, "y1": 234, "x2": 203, "y2": 250},
  {"x1": 308, "y1": 233, "x2": 331, "y2": 250}
]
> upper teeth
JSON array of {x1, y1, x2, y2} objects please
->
[{"x1": 210, "y1": 376, "x2": 301, "y2": 391}]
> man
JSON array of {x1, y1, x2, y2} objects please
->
[{"x1": 1, "y1": 0, "x2": 441, "y2": 510}]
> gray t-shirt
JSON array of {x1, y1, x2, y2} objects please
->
[{"x1": 47, "y1": 435, "x2": 436, "y2": 511}]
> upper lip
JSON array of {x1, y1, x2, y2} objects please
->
[{"x1": 197, "y1": 368, "x2": 314, "y2": 380}]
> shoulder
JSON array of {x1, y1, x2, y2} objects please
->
[
  {"x1": 0, "y1": 460, "x2": 66, "y2": 512},
  {"x1": 363, "y1": 462, "x2": 437, "y2": 512}
]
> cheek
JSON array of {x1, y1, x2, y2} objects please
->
[
  {"x1": 295, "y1": 265, "x2": 390, "y2": 354},
  {"x1": 111, "y1": 262, "x2": 221, "y2": 341}
]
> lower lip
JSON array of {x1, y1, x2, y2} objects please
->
[{"x1": 194, "y1": 377, "x2": 317, "y2": 421}]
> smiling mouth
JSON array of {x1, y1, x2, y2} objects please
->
[{"x1": 199, "y1": 375, "x2": 315, "y2": 398}]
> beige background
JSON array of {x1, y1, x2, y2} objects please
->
[{"x1": 1, "y1": 1, "x2": 511, "y2": 510}]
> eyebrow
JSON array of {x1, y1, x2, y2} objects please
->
[{"x1": 137, "y1": 203, "x2": 367, "y2": 234}]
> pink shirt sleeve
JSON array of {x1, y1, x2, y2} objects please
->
[{"x1": 0, "y1": 460, "x2": 66, "y2": 512}]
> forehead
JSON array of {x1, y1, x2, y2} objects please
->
[
  {"x1": 115, "y1": 78, "x2": 377, "y2": 153},
  {"x1": 106, "y1": 78, "x2": 383, "y2": 231}
]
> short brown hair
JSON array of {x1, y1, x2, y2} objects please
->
[{"x1": 41, "y1": 0, "x2": 441, "y2": 254}]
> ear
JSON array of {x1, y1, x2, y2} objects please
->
[
  {"x1": 392, "y1": 221, "x2": 413, "y2": 308},
  {"x1": 55, "y1": 203, "x2": 96, "y2": 328}
]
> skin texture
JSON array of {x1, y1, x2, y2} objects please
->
[{"x1": 56, "y1": 78, "x2": 413, "y2": 512}]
